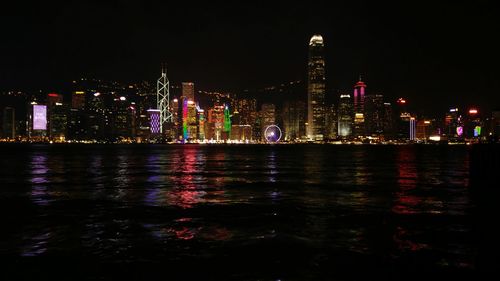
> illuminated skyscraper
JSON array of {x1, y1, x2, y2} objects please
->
[
  {"x1": 338, "y1": 94, "x2": 353, "y2": 138},
  {"x1": 206, "y1": 104, "x2": 224, "y2": 141},
  {"x1": 364, "y1": 94, "x2": 384, "y2": 136},
  {"x1": 283, "y1": 100, "x2": 306, "y2": 141},
  {"x1": 261, "y1": 103, "x2": 276, "y2": 142},
  {"x1": 353, "y1": 78, "x2": 366, "y2": 116},
  {"x1": 147, "y1": 109, "x2": 161, "y2": 135},
  {"x1": 410, "y1": 117, "x2": 416, "y2": 141},
  {"x1": 29, "y1": 104, "x2": 47, "y2": 138},
  {"x1": 223, "y1": 104, "x2": 231, "y2": 139},
  {"x1": 182, "y1": 82, "x2": 195, "y2": 101},
  {"x1": 307, "y1": 34, "x2": 326, "y2": 141},
  {"x1": 47, "y1": 93, "x2": 67, "y2": 140},
  {"x1": 325, "y1": 104, "x2": 337, "y2": 140},
  {"x1": 197, "y1": 107, "x2": 205, "y2": 141},
  {"x1": 181, "y1": 82, "x2": 197, "y2": 141},
  {"x1": 353, "y1": 78, "x2": 366, "y2": 137}
]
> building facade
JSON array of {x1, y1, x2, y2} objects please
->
[{"x1": 307, "y1": 34, "x2": 326, "y2": 141}]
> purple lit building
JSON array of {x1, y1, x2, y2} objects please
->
[{"x1": 147, "y1": 109, "x2": 161, "y2": 135}]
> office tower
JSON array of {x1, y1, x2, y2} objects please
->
[
  {"x1": 30, "y1": 104, "x2": 47, "y2": 138},
  {"x1": 307, "y1": 34, "x2": 326, "y2": 141},
  {"x1": 49, "y1": 103, "x2": 68, "y2": 141},
  {"x1": 72, "y1": 91, "x2": 86, "y2": 110},
  {"x1": 223, "y1": 104, "x2": 231, "y2": 140},
  {"x1": 111, "y1": 96, "x2": 134, "y2": 140},
  {"x1": 444, "y1": 108, "x2": 462, "y2": 141},
  {"x1": 86, "y1": 92, "x2": 106, "y2": 140},
  {"x1": 282, "y1": 100, "x2": 306, "y2": 141},
  {"x1": 47, "y1": 93, "x2": 66, "y2": 140},
  {"x1": 47, "y1": 93, "x2": 63, "y2": 107},
  {"x1": 383, "y1": 102, "x2": 394, "y2": 139},
  {"x1": 182, "y1": 82, "x2": 195, "y2": 101},
  {"x1": 364, "y1": 94, "x2": 385, "y2": 136},
  {"x1": 325, "y1": 103, "x2": 337, "y2": 140},
  {"x1": 2, "y1": 107, "x2": 15, "y2": 139},
  {"x1": 206, "y1": 104, "x2": 224, "y2": 141},
  {"x1": 197, "y1": 108, "x2": 205, "y2": 141},
  {"x1": 147, "y1": 109, "x2": 161, "y2": 135},
  {"x1": 396, "y1": 98, "x2": 412, "y2": 140},
  {"x1": 353, "y1": 78, "x2": 366, "y2": 116},
  {"x1": 337, "y1": 94, "x2": 353, "y2": 138},
  {"x1": 353, "y1": 78, "x2": 366, "y2": 138},
  {"x1": 261, "y1": 103, "x2": 276, "y2": 142},
  {"x1": 410, "y1": 117, "x2": 416, "y2": 141},
  {"x1": 181, "y1": 82, "x2": 196, "y2": 140},
  {"x1": 465, "y1": 108, "x2": 481, "y2": 139}
]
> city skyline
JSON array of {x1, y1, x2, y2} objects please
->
[
  {"x1": 1, "y1": 1, "x2": 499, "y2": 114},
  {"x1": 1, "y1": 3, "x2": 499, "y2": 279}
]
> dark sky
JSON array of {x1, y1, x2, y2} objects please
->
[{"x1": 1, "y1": 0, "x2": 499, "y2": 114}]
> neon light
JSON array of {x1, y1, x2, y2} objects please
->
[
  {"x1": 33, "y1": 105, "x2": 47, "y2": 130},
  {"x1": 48, "y1": 93, "x2": 59, "y2": 97},
  {"x1": 397, "y1": 98, "x2": 406, "y2": 104},
  {"x1": 75, "y1": 91, "x2": 85, "y2": 95},
  {"x1": 474, "y1": 126, "x2": 481, "y2": 137},
  {"x1": 224, "y1": 104, "x2": 231, "y2": 135},
  {"x1": 183, "y1": 99, "x2": 188, "y2": 140},
  {"x1": 469, "y1": 109, "x2": 478, "y2": 115},
  {"x1": 450, "y1": 108, "x2": 458, "y2": 112},
  {"x1": 424, "y1": 120, "x2": 431, "y2": 124},
  {"x1": 223, "y1": 104, "x2": 231, "y2": 133},
  {"x1": 456, "y1": 126, "x2": 463, "y2": 136}
]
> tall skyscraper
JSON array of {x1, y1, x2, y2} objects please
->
[
  {"x1": 283, "y1": 100, "x2": 306, "y2": 141},
  {"x1": 260, "y1": 103, "x2": 276, "y2": 142},
  {"x1": 338, "y1": 94, "x2": 353, "y2": 138},
  {"x1": 353, "y1": 78, "x2": 366, "y2": 137},
  {"x1": 364, "y1": 94, "x2": 384, "y2": 136},
  {"x1": 182, "y1": 82, "x2": 195, "y2": 101},
  {"x1": 353, "y1": 78, "x2": 366, "y2": 115},
  {"x1": 307, "y1": 34, "x2": 326, "y2": 141},
  {"x1": 181, "y1": 82, "x2": 196, "y2": 140},
  {"x1": 47, "y1": 93, "x2": 66, "y2": 140},
  {"x1": 325, "y1": 103, "x2": 337, "y2": 140}
]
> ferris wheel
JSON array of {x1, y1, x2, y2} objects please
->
[{"x1": 264, "y1": 125, "x2": 282, "y2": 143}]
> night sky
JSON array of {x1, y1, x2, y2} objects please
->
[{"x1": 1, "y1": 1, "x2": 499, "y2": 114}]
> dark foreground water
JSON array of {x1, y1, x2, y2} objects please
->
[{"x1": 0, "y1": 144, "x2": 497, "y2": 280}]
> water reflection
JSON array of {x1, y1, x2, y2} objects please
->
[
  {"x1": 352, "y1": 148, "x2": 371, "y2": 186},
  {"x1": 267, "y1": 149, "x2": 277, "y2": 183},
  {"x1": 166, "y1": 147, "x2": 207, "y2": 208},
  {"x1": 30, "y1": 153, "x2": 50, "y2": 206},
  {"x1": 20, "y1": 230, "x2": 51, "y2": 257},
  {"x1": 1, "y1": 144, "x2": 477, "y2": 279},
  {"x1": 393, "y1": 147, "x2": 419, "y2": 214}
]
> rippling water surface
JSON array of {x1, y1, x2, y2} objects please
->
[{"x1": 0, "y1": 144, "x2": 480, "y2": 280}]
